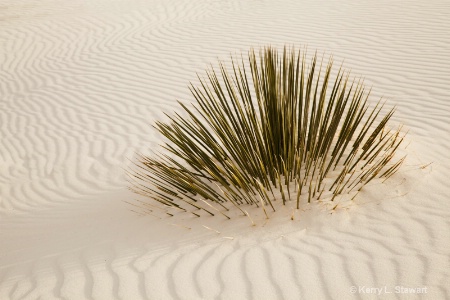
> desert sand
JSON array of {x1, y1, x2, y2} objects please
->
[{"x1": 1, "y1": 0, "x2": 450, "y2": 299}]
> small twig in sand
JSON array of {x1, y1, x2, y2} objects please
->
[
  {"x1": 420, "y1": 162, "x2": 433, "y2": 169},
  {"x1": 243, "y1": 209, "x2": 255, "y2": 226},
  {"x1": 130, "y1": 209, "x2": 146, "y2": 216},
  {"x1": 203, "y1": 225, "x2": 221, "y2": 234}
]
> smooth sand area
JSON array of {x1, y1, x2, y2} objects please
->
[{"x1": 1, "y1": 0, "x2": 450, "y2": 299}]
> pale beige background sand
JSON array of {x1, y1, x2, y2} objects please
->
[{"x1": 1, "y1": 0, "x2": 450, "y2": 299}]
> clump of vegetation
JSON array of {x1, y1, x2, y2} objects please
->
[{"x1": 128, "y1": 46, "x2": 406, "y2": 220}]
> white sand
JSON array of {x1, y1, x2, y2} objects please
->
[{"x1": 1, "y1": 0, "x2": 450, "y2": 299}]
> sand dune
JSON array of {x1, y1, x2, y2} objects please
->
[{"x1": 1, "y1": 0, "x2": 450, "y2": 299}]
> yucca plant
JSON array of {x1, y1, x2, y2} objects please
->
[{"x1": 128, "y1": 46, "x2": 406, "y2": 220}]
